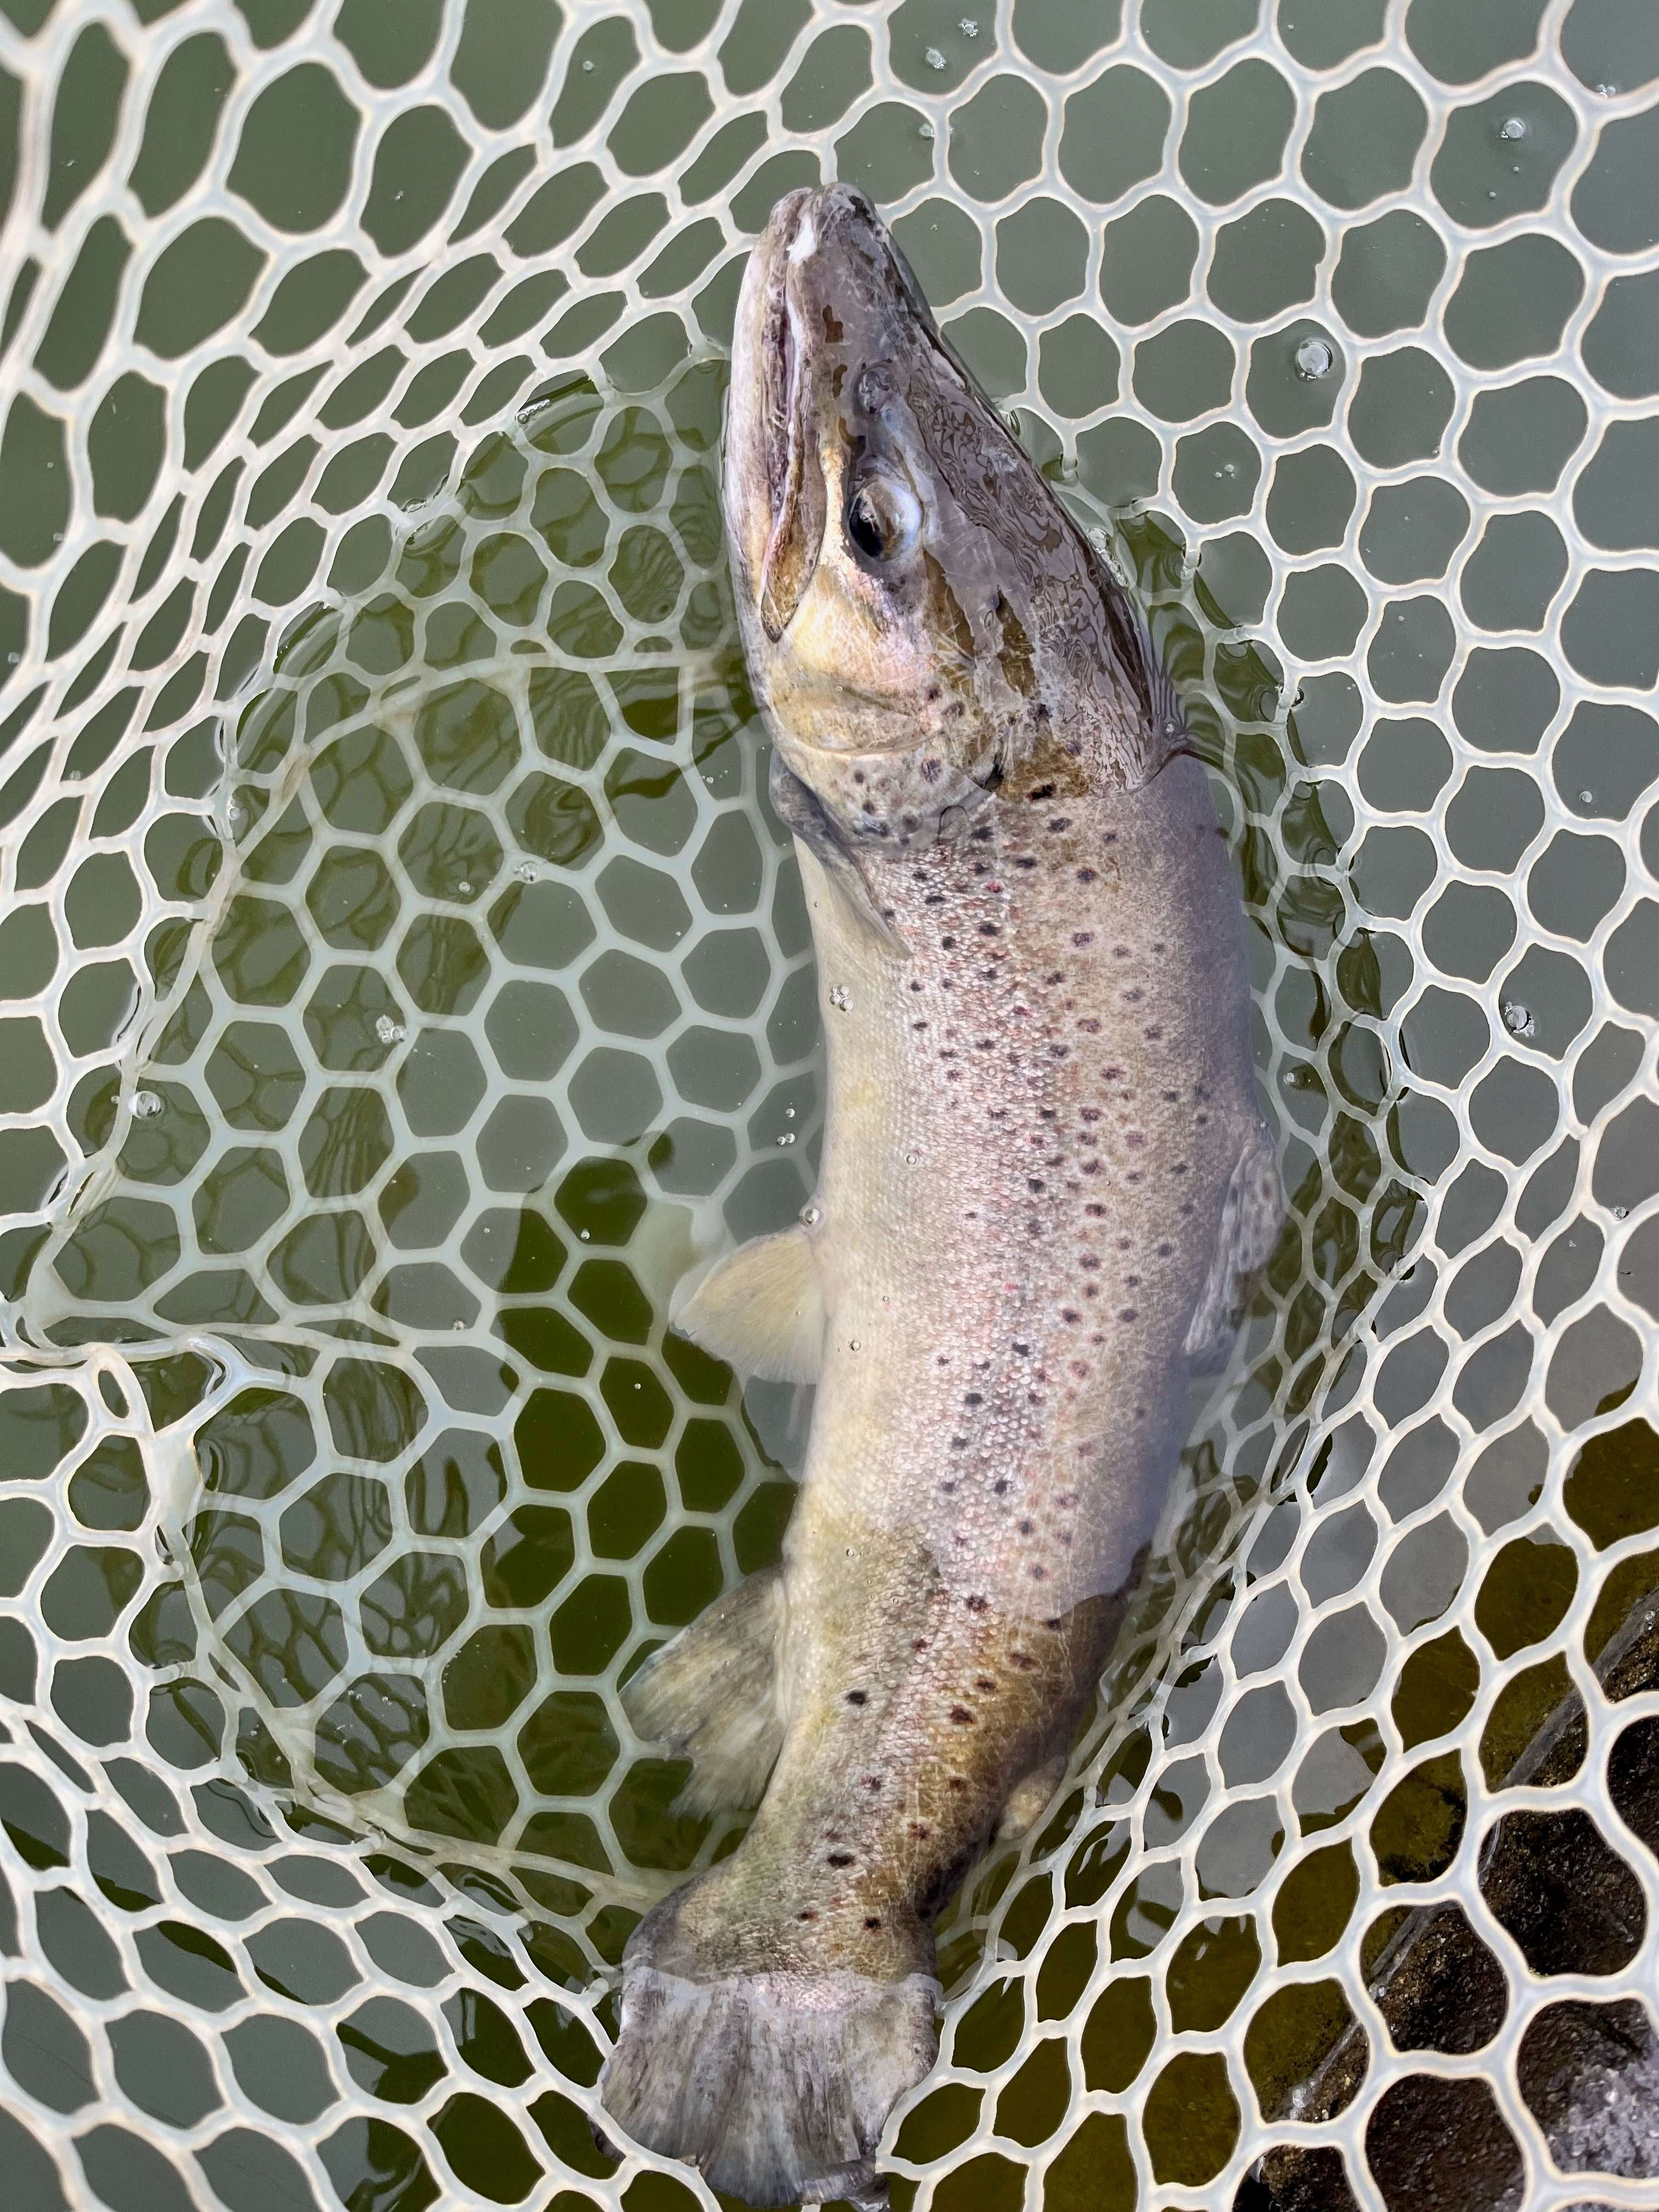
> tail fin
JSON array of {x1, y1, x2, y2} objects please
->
[{"x1": 600, "y1": 1891, "x2": 939, "y2": 2206}]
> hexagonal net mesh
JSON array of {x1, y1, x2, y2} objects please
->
[{"x1": 0, "y1": 0, "x2": 1656, "y2": 2206}]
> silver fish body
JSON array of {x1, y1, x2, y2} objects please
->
[{"x1": 598, "y1": 186, "x2": 1281, "y2": 2208}]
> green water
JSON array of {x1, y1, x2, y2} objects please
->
[{"x1": 5, "y1": 2, "x2": 1658, "y2": 2207}]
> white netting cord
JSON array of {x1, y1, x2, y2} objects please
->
[{"x1": 0, "y1": 0, "x2": 1653, "y2": 2208}]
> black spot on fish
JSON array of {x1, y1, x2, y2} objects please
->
[
  {"x1": 845, "y1": 1690, "x2": 867, "y2": 1706},
  {"x1": 864, "y1": 1916, "x2": 883, "y2": 1929},
  {"x1": 827, "y1": 1851, "x2": 854, "y2": 1867},
  {"x1": 948, "y1": 1706, "x2": 974, "y2": 1725}
]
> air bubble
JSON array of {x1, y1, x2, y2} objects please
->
[
  {"x1": 829, "y1": 984, "x2": 850, "y2": 1011},
  {"x1": 514, "y1": 859, "x2": 538, "y2": 883},
  {"x1": 959, "y1": 18, "x2": 979, "y2": 35},
  {"x1": 132, "y1": 1090, "x2": 162, "y2": 1119},
  {"x1": 374, "y1": 1014, "x2": 407, "y2": 1046},
  {"x1": 777, "y1": 1131, "x2": 795, "y2": 1146},
  {"x1": 1502, "y1": 1002, "x2": 1536, "y2": 1038},
  {"x1": 1293, "y1": 336, "x2": 1334, "y2": 381},
  {"x1": 906, "y1": 1150, "x2": 919, "y2": 1165},
  {"x1": 802, "y1": 1204, "x2": 822, "y2": 1227},
  {"x1": 1499, "y1": 116, "x2": 1527, "y2": 142},
  {"x1": 919, "y1": 120, "x2": 936, "y2": 139},
  {"x1": 925, "y1": 45, "x2": 947, "y2": 70},
  {"x1": 849, "y1": 1339, "x2": 861, "y2": 1351}
]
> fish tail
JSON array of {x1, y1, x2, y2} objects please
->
[{"x1": 599, "y1": 1880, "x2": 939, "y2": 2207}]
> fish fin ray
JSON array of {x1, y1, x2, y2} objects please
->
[
  {"x1": 1184, "y1": 1120, "x2": 1284, "y2": 1369},
  {"x1": 672, "y1": 1224, "x2": 825, "y2": 1384},
  {"x1": 996, "y1": 1752, "x2": 1068, "y2": 1844},
  {"x1": 601, "y1": 1916, "x2": 938, "y2": 2208},
  {"x1": 622, "y1": 1568, "x2": 786, "y2": 1813}
]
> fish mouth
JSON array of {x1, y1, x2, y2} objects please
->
[
  {"x1": 751, "y1": 188, "x2": 865, "y2": 518},
  {"x1": 732, "y1": 186, "x2": 915, "y2": 638}
]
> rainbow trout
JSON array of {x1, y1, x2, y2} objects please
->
[{"x1": 598, "y1": 186, "x2": 1281, "y2": 2207}]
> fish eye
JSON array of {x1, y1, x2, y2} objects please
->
[{"x1": 845, "y1": 475, "x2": 920, "y2": 564}]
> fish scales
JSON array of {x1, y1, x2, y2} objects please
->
[{"x1": 599, "y1": 185, "x2": 1281, "y2": 2209}]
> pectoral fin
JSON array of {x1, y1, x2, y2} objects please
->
[
  {"x1": 672, "y1": 1224, "x2": 825, "y2": 1383},
  {"x1": 1183, "y1": 1121, "x2": 1284, "y2": 1369},
  {"x1": 621, "y1": 1567, "x2": 786, "y2": 1815},
  {"x1": 768, "y1": 751, "x2": 907, "y2": 955}
]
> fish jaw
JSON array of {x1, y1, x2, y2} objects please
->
[
  {"x1": 725, "y1": 187, "x2": 1168, "y2": 867},
  {"x1": 723, "y1": 188, "x2": 1035, "y2": 816}
]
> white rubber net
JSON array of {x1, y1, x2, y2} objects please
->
[{"x1": 1, "y1": 1, "x2": 1656, "y2": 2207}]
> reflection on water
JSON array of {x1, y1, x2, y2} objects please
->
[
  {"x1": 20, "y1": 370, "x2": 820, "y2": 1943},
  {"x1": 16, "y1": 331, "x2": 1434, "y2": 2035}
]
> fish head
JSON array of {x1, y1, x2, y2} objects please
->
[{"x1": 725, "y1": 185, "x2": 1154, "y2": 849}]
